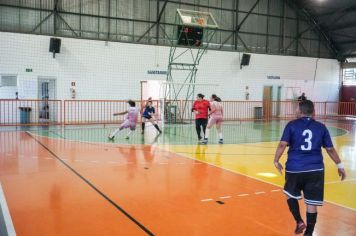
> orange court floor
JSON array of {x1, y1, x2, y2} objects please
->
[{"x1": 0, "y1": 120, "x2": 355, "y2": 236}]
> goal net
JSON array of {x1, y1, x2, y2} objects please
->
[{"x1": 159, "y1": 81, "x2": 220, "y2": 127}]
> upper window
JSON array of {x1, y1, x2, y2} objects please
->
[{"x1": 343, "y1": 69, "x2": 356, "y2": 85}]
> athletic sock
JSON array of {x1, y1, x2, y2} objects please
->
[
  {"x1": 287, "y1": 198, "x2": 303, "y2": 223},
  {"x1": 205, "y1": 129, "x2": 210, "y2": 139},
  {"x1": 154, "y1": 124, "x2": 161, "y2": 132},
  {"x1": 304, "y1": 212, "x2": 317, "y2": 235},
  {"x1": 218, "y1": 132, "x2": 223, "y2": 139}
]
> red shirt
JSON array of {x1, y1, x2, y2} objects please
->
[{"x1": 192, "y1": 99, "x2": 210, "y2": 119}]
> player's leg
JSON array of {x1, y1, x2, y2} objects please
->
[
  {"x1": 195, "y1": 119, "x2": 202, "y2": 140},
  {"x1": 283, "y1": 172, "x2": 305, "y2": 234},
  {"x1": 303, "y1": 171, "x2": 324, "y2": 236},
  {"x1": 201, "y1": 118, "x2": 208, "y2": 139},
  {"x1": 216, "y1": 118, "x2": 223, "y2": 144},
  {"x1": 149, "y1": 117, "x2": 161, "y2": 133},
  {"x1": 108, "y1": 122, "x2": 126, "y2": 140},
  {"x1": 304, "y1": 205, "x2": 318, "y2": 236},
  {"x1": 125, "y1": 124, "x2": 136, "y2": 139},
  {"x1": 141, "y1": 117, "x2": 147, "y2": 134},
  {"x1": 203, "y1": 118, "x2": 215, "y2": 144}
]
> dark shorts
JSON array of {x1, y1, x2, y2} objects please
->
[
  {"x1": 143, "y1": 115, "x2": 152, "y2": 120},
  {"x1": 195, "y1": 118, "x2": 208, "y2": 126},
  {"x1": 283, "y1": 170, "x2": 324, "y2": 206}
]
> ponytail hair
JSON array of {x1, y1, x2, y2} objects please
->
[{"x1": 211, "y1": 94, "x2": 222, "y2": 102}]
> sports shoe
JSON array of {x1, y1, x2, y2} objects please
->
[
  {"x1": 218, "y1": 139, "x2": 224, "y2": 144},
  {"x1": 295, "y1": 221, "x2": 306, "y2": 234},
  {"x1": 201, "y1": 138, "x2": 208, "y2": 144},
  {"x1": 125, "y1": 136, "x2": 130, "y2": 139},
  {"x1": 108, "y1": 136, "x2": 115, "y2": 141}
]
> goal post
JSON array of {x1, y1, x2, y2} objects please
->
[{"x1": 159, "y1": 81, "x2": 220, "y2": 128}]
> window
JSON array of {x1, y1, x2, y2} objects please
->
[
  {"x1": 0, "y1": 75, "x2": 17, "y2": 87},
  {"x1": 343, "y1": 68, "x2": 356, "y2": 85}
]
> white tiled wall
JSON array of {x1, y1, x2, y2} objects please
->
[{"x1": 0, "y1": 32, "x2": 341, "y2": 101}]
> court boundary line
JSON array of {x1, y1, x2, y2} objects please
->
[
  {"x1": 25, "y1": 131, "x2": 155, "y2": 236},
  {"x1": 158, "y1": 146, "x2": 356, "y2": 212},
  {"x1": 0, "y1": 183, "x2": 16, "y2": 236}
]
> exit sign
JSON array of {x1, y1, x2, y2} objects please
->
[{"x1": 26, "y1": 68, "x2": 33, "y2": 72}]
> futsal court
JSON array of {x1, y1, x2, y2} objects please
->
[
  {"x1": 1, "y1": 0, "x2": 356, "y2": 235},
  {"x1": 0, "y1": 118, "x2": 355, "y2": 235}
]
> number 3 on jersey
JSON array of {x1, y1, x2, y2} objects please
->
[{"x1": 301, "y1": 129, "x2": 313, "y2": 151}]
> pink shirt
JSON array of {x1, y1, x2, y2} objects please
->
[
  {"x1": 126, "y1": 107, "x2": 139, "y2": 123},
  {"x1": 210, "y1": 101, "x2": 223, "y2": 118}
]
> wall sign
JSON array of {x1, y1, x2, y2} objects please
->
[{"x1": 147, "y1": 70, "x2": 167, "y2": 75}]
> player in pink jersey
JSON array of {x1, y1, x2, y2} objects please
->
[
  {"x1": 108, "y1": 100, "x2": 139, "y2": 140},
  {"x1": 202, "y1": 94, "x2": 223, "y2": 144}
]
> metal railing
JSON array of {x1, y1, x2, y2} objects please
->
[{"x1": 1, "y1": 99, "x2": 355, "y2": 126}]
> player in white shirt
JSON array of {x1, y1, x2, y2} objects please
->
[{"x1": 108, "y1": 100, "x2": 139, "y2": 140}]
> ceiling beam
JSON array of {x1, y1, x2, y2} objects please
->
[
  {"x1": 344, "y1": 54, "x2": 356, "y2": 58},
  {"x1": 328, "y1": 21, "x2": 356, "y2": 31},
  {"x1": 337, "y1": 39, "x2": 356, "y2": 45},
  {"x1": 318, "y1": 6, "x2": 356, "y2": 17},
  {"x1": 284, "y1": 0, "x2": 339, "y2": 59}
]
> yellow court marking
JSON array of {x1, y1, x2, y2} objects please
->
[{"x1": 161, "y1": 134, "x2": 356, "y2": 210}]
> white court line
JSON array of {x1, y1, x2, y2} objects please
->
[
  {"x1": 45, "y1": 157, "x2": 52, "y2": 160},
  {"x1": 326, "y1": 178, "x2": 356, "y2": 185},
  {"x1": 200, "y1": 198, "x2": 214, "y2": 202},
  {"x1": 255, "y1": 191, "x2": 265, "y2": 195},
  {"x1": 219, "y1": 196, "x2": 232, "y2": 199},
  {"x1": 61, "y1": 158, "x2": 68, "y2": 161},
  {"x1": 177, "y1": 162, "x2": 185, "y2": 165},
  {"x1": 237, "y1": 194, "x2": 249, "y2": 197},
  {"x1": 271, "y1": 189, "x2": 281, "y2": 192},
  {"x1": 107, "y1": 161, "x2": 120, "y2": 164},
  {"x1": 75, "y1": 160, "x2": 84, "y2": 162},
  {"x1": 0, "y1": 183, "x2": 16, "y2": 236},
  {"x1": 158, "y1": 162, "x2": 168, "y2": 165},
  {"x1": 90, "y1": 160, "x2": 99, "y2": 163},
  {"x1": 158, "y1": 146, "x2": 356, "y2": 212}
]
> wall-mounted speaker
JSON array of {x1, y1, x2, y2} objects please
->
[
  {"x1": 241, "y1": 53, "x2": 251, "y2": 66},
  {"x1": 49, "y1": 38, "x2": 61, "y2": 53}
]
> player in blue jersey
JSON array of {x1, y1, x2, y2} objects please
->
[
  {"x1": 141, "y1": 100, "x2": 161, "y2": 134},
  {"x1": 274, "y1": 100, "x2": 346, "y2": 236}
]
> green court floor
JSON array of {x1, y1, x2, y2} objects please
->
[{"x1": 31, "y1": 121, "x2": 347, "y2": 145}]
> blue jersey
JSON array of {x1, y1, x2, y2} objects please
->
[
  {"x1": 281, "y1": 117, "x2": 333, "y2": 172},
  {"x1": 143, "y1": 106, "x2": 155, "y2": 117}
]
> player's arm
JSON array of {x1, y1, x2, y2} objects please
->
[
  {"x1": 273, "y1": 141, "x2": 288, "y2": 174},
  {"x1": 325, "y1": 147, "x2": 346, "y2": 181},
  {"x1": 191, "y1": 101, "x2": 199, "y2": 114},
  {"x1": 113, "y1": 111, "x2": 128, "y2": 116},
  {"x1": 209, "y1": 105, "x2": 216, "y2": 115}
]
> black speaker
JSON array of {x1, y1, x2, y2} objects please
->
[
  {"x1": 177, "y1": 25, "x2": 203, "y2": 47},
  {"x1": 241, "y1": 53, "x2": 251, "y2": 66},
  {"x1": 49, "y1": 38, "x2": 61, "y2": 53}
]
